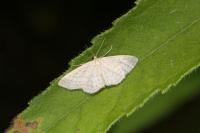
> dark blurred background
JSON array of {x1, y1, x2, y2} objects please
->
[{"x1": 1, "y1": 0, "x2": 200, "y2": 132}]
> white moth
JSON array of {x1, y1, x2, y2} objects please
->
[{"x1": 58, "y1": 41, "x2": 138, "y2": 94}]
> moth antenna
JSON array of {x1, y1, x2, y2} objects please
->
[
  {"x1": 84, "y1": 44, "x2": 95, "y2": 57},
  {"x1": 101, "y1": 45, "x2": 112, "y2": 57},
  {"x1": 95, "y1": 38, "x2": 105, "y2": 57}
]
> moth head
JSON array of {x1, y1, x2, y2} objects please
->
[{"x1": 93, "y1": 56, "x2": 97, "y2": 59}]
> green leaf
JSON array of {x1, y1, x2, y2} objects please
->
[
  {"x1": 109, "y1": 67, "x2": 200, "y2": 133},
  {"x1": 6, "y1": 0, "x2": 200, "y2": 133}
]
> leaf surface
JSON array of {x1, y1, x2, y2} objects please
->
[{"x1": 110, "y1": 67, "x2": 200, "y2": 133}]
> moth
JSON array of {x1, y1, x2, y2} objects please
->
[{"x1": 58, "y1": 40, "x2": 138, "y2": 94}]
